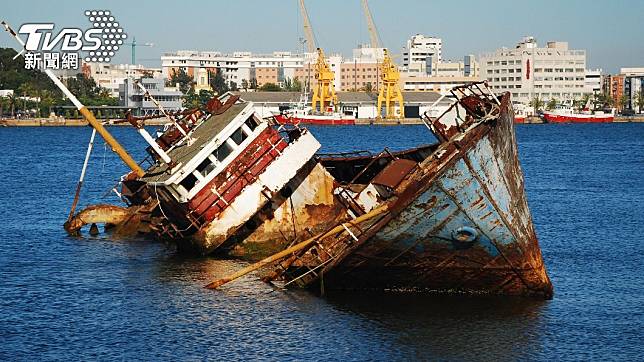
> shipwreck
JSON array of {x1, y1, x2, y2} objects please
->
[
  {"x1": 58, "y1": 79, "x2": 552, "y2": 299},
  {"x1": 1, "y1": 19, "x2": 552, "y2": 299}
]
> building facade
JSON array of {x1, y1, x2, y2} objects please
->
[
  {"x1": 402, "y1": 34, "x2": 442, "y2": 73},
  {"x1": 161, "y1": 50, "x2": 310, "y2": 90},
  {"x1": 584, "y1": 68, "x2": 603, "y2": 94},
  {"x1": 480, "y1": 37, "x2": 588, "y2": 105},
  {"x1": 86, "y1": 63, "x2": 162, "y2": 97},
  {"x1": 621, "y1": 67, "x2": 644, "y2": 112},
  {"x1": 119, "y1": 77, "x2": 183, "y2": 115}
]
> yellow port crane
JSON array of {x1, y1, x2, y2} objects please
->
[
  {"x1": 299, "y1": 0, "x2": 337, "y2": 112},
  {"x1": 361, "y1": 0, "x2": 404, "y2": 119}
]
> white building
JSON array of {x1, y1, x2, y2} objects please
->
[
  {"x1": 480, "y1": 37, "x2": 588, "y2": 105},
  {"x1": 161, "y1": 50, "x2": 308, "y2": 89},
  {"x1": 86, "y1": 63, "x2": 163, "y2": 97},
  {"x1": 584, "y1": 69, "x2": 603, "y2": 94},
  {"x1": 402, "y1": 34, "x2": 442, "y2": 73},
  {"x1": 620, "y1": 67, "x2": 644, "y2": 112}
]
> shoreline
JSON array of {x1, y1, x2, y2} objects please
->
[{"x1": 1, "y1": 116, "x2": 643, "y2": 127}]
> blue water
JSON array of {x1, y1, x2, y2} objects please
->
[{"x1": 0, "y1": 123, "x2": 642, "y2": 360}]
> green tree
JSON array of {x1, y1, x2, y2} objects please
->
[
  {"x1": 241, "y1": 79, "x2": 249, "y2": 90},
  {"x1": 546, "y1": 98, "x2": 558, "y2": 111},
  {"x1": 618, "y1": 95, "x2": 629, "y2": 111},
  {"x1": 363, "y1": 82, "x2": 373, "y2": 94},
  {"x1": 182, "y1": 87, "x2": 201, "y2": 109},
  {"x1": 529, "y1": 96, "x2": 544, "y2": 112},
  {"x1": 210, "y1": 69, "x2": 229, "y2": 95},
  {"x1": 198, "y1": 89, "x2": 214, "y2": 105},
  {"x1": 166, "y1": 68, "x2": 193, "y2": 94},
  {"x1": 250, "y1": 78, "x2": 258, "y2": 90},
  {"x1": 230, "y1": 81, "x2": 238, "y2": 91},
  {"x1": 259, "y1": 83, "x2": 281, "y2": 91}
]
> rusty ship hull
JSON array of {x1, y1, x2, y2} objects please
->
[{"x1": 273, "y1": 88, "x2": 553, "y2": 299}]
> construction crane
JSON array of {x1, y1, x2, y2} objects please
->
[
  {"x1": 312, "y1": 48, "x2": 338, "y2": 112},
  {"x1": 361, "y1": 0, "x2": 404, "y2": 119},
  {"x1": 299, "y1": 0, "x2": 337, "y2": 112},
  {"x1": 299, "y1": 0, "x2": 316, "y2": 53},
  {"x1": 123, "y1": 37, "x2": 154, "y2": 65}
]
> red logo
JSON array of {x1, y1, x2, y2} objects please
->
[{"x1": 526, "y1": 59, "x2": 530, "y2": 80}]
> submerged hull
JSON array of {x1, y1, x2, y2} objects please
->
[
  {"x1": 324, "y1": 103, "x2": 551, "y2": 297},
  {"x1": 278, "y1": 90, "x2": 553, "y2": 298}
]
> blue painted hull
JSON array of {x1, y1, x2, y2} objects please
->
[{"x1": 320, "y1": 93, "x2": 553, "y2": 298}]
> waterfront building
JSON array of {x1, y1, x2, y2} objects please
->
[
  {"x1": 119, "y1": 77, "x2": 183, "y2": 115},
  {"x1": 161, "y1": 50, "x2": 309, "y2": 90},
  {"x1": 621, "y1": 67, "x2": 644, "y2": 112},
  {"x1": 603, "y1": 74, "x2": 625, "y2": 108},
  {"x1": 480, "y1": 37, "x2": 588, "y2": 105},
  {"x1": 85, "y1": 63, "x2": 162, "y2": 97},
  {"x1": 402, "y1": 34, "x2": 442, "y2": 73},
  {"x1": 584, "y1": 69, "x2": 603, "y2": 95}
]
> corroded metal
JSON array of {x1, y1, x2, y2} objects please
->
[{"x1": 273, "y1": 85, "x2": 553, "y2": 299}]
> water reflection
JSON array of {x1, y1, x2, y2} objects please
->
[{"x1": 325, "y1": 291, "x2": 549, "y2": 360}]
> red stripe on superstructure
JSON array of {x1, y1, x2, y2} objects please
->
[{"x1": 188, "y1": 127, "x2": 288, "y2": 223}]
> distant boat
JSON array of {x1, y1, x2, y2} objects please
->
[
  {"x1": 274, "y1": 93, "x2": 356, "y2": 125},
  {"x1": 543, "y1": 100, "x2": 614, "y2": 123}
]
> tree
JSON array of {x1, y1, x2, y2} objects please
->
[
  {"x1": 241, "y1": 79, "x2": 249, "y2": 91},
  {"x1": 229, "y1": 81, "x2": 238, "y2": 91},
  {"x1": 250, "y1": 78, "x2": 258, "y2": 90},
  {"x1": 182, "y1": 87, "x2": 200, "y2": 109},
  {"x1": 166, "y1": 68, "x2": 193, "y2": 94},
  {"x1": 634, "y1": 91, "x2": 644, "y2": 113},
  {"x1": 618, "y1": 95, "x2": 629, "y2": 112},
  {"x1": 546, "y1": 98, "x2": 558, "y2": 111},
  {"x1": 364, "y1": 82, "x2": 373, "y2": 94},
  {"x1": 210, "y1": 69, "x2": 229, "y2": 95},
  {"x1": 198, "y1": 89, "x2": 214, "y2": 105},
  {"x1": 259, "y1": 83, "x2": 281, "y2": 91},
  {"x1": 529, "y1": 96, "x2": 544, "y2": 112}
]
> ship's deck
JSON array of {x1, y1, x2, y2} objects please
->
[{"x1": 140, "y1": 103, "x2": 247, "y2": 183}]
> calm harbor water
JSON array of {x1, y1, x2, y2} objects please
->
[{"x1": 0, "y1": 123, "x2": 642, "y2": 360}]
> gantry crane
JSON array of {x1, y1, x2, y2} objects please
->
[
  {"x1": 361, "y1": 0, "x2": 404, "y2": 119},
  {"x1": 299, "y1": 0, "x2": 337, "y2": 112}
]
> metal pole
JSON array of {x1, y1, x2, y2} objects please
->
[{"x1": 67, "y1": 128, "x2": 96, "y2": 221}]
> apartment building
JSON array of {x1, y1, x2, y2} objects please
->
[
  {"x1": 84, "y1": 63, "x2": 163, "y2": 97},
  {"x1": 480, "y1": 37, "x2": 588, "y2": 105}
]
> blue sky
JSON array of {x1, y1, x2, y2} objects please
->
[{"x1": 1, "y1": 0, "x2": 642, "y2": 73}]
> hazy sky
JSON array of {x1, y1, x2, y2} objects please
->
[{"x1": 1, "y1": 0, "x2": 642, "y2": 73}]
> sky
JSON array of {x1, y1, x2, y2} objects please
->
[{"x1": 1, "y1": 0, "x2": 642, "y2": 73}]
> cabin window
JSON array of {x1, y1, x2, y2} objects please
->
[
  {"x1": 245, "y1": 116, "x2": 259, "y2": 131},
  {"x1": 197, "y1": 158, "x2": 216, "y2": 177},
  {"x1": 214, "y1": 142, "x2": 233, "y2": 162},
  {"x1": 231, "y1": 127, "x2": 247, "y2": 145},
  {"x1": 180, "y1": 173, "x2": 198, "y2": 192}
]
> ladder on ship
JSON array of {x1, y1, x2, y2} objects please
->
[{"x1": 264, "y1": 211, "x2": 385, "y2": 289}]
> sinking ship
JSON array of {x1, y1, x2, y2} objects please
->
[{"x1": 63, "y1": 81, "x2": 552, "y2": 299}]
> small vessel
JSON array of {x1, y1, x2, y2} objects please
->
[
  {"x1": 543, "y1": 100, "x2": 614, "y2": 123},
  {"x1": 274, "y1": 93, "x2": 356, "y2": 126}
]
